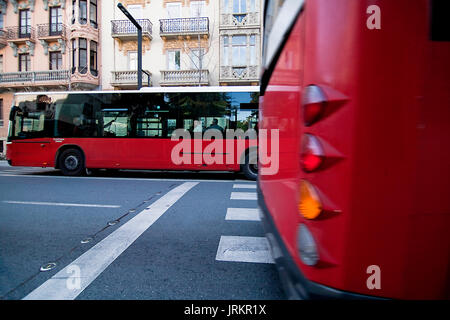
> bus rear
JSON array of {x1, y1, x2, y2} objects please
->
[{"x1": 259, "y1": 0, "x2": 450, "y2": 299}]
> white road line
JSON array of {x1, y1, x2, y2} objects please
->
[
  {"x1": 230, "y1": 192, "x2": 257, "y2": 200},
  {"x1": 233, "y1": 184, "x2": 257, "y2": 189},
  {"x1": 225, "y1": 208, "x2": 260, "y2": 221},
  {"x1": 0, "y1": 174, "x2": 234, "y2": 183},
  {"x1": 3, "y1": 201, "x2": 121, "y2": 208},
  {"x1": 23, "y1": 182, "x2": 198, "y2": 300},
  {"x1": 216, "y1": 236, "x2": 274, "y2": 264}
]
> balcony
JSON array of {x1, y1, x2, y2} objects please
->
[
  {"x1": 6, "y1": 26, "x2": 36, "y2": 43},
  {"x1": 160, "y1": 69, "x2": 209, "y2": 86},
  {"x1": 111, "y1": 19, "x2": 153, "y2": 40},
  {"x1": 219, "y1": 66, "x2": 259, "y2": 85},
  {"x1": 37, "y1": 23, "x2": 67, "y2": 40},
  {"x1": 111, "y1": 70, "x2": 152, "y2": 88},
  {"x1": 0, "y1": 29, "x2": 6, "y2": 49},
  {"x1": 0, "y1": 70, "x2": 70, "y2": 88},
  {"x1": 159, "y1": 17, "x2": 209, "y2": 39}
]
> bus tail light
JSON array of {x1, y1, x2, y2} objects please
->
[
  {"x1": 302, "y1": 85, "x2": 327, "y2": 126},
  {"x1": 297, "y1": 224, "x2": 319, "y2": 266},
  {"x1": 298, "y1": 180, "x2": 322, "y2": 219},
  {"x1": 301, "y1": 134, "x2": 324, "y2": 172}
]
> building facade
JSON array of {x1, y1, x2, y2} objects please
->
[
  {"x1": 101, "y1": 0, "x2": 262, "y2": 89},
  {"x1": 0, "y1": 0, "x2": 102, "y2": 154},
  {"x1": 0, "y1": 0, "x2": 263, "y2": 154}
]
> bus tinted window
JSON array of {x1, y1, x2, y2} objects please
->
[
  {"x1": 431, "y1": 0, "x2": 450, "y2": 41},
  {"x1": 9, "y1": 91, "x2": 259, "y2": 140}
]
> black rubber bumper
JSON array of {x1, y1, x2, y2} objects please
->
[{"x1": 257, "y1": 182, "x2": 384, "y2": 300}]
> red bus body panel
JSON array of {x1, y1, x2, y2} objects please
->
[
  {"x1": 7, "y1": 137, "x2": 255, "y2": 172},
  {"x1": 259, "y1": 0, "x2": 450, "y2": 299}
]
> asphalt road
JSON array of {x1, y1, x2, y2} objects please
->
[{"x1": 0, "y1": 161, "x2": 284, "y2": 300}]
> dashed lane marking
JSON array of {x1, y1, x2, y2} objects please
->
[{"x1": 23, "y1": 182, "x2": 198, "y2": 300}]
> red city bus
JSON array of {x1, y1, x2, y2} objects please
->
[
  {"x1": 6, "y1": 87, "x2": 259, "y2": 179},
  {"x1": 258, "y1": 0, "x2": 450, "y2": 299}
]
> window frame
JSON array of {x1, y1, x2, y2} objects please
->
[
  {"x1": 18, "y1": 53, "x2": 31, "y2": 72},
  {"x1": 49, "y1": 51, "x2": 63, "y2": 70},
  {"x1": 90, "y1": 0, "x2": 98, "y2": 28},
  {"x1": 78, "y1": 38, "x2": 88, "y2": 74},
  {"x1": 90, "y1": 40, "x2": 98, "y2": 76}
]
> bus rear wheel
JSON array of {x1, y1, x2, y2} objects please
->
[
  {"x1": 59, "y1": 149, "x2": 85, "y2": 176},
  {"x1": 242, "y1": 152, "x2": 258, "y2": 181}
]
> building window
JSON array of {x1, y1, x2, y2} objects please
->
[
  {"x1": 0, "y1": 55, "x2": 3, "y2": 73},
  {"x1": 232, "y1": 35, "x2": 247, "y2": 66},
  {"x1": 90, "y1": 40, "x2": 98, "y2": 76},
  {"x1": 250, "y1": 35, "x2": 256, "y2": 65},
  {"x1": 50, "y1": 51, "x2": 62, "y2": 70},
  {"x1": 190, "y1": 1, "x2": 205, "y2": 17},
  {"x1": 0, "y1": 99, "x2": 3, "y2": 128},
  {"x1": 72, "y1": 39, "x2": 77, "y2": 73},
  {"x1": 250, "y1": 0, "x2": 256, "y2": 12},
  {"x1": 167, "y1": 2, "x2": 182, "y2": 19},
  {"x1": 223, "y1": 0, "x2": 230, "y2": 14},
  {"x1": 72, "y1": 0, "x2": 76, "y2": 24},
  {"x1": 190, "y1": 48, "x2": 204, "y2": 70},
  {"x1": 233, "y1": 0, "x2": 246, "y2": 14},
  {"x1": 19, "y1": 9, "x2": 31, "y2": 38},
  {"x1": 19, "y1": 54, "x2": 31, "y2": 72},
  {"x1": 128, "y1": 51, "x2": 137, "y2": 70},
  {"x1": 127, "y1": 4, "x2": 143, "y2": 19},
  {"x1": 79, "y1": 0, "x2": 87, "y2": 25},
  {"x1": 79, "y1": 38, "x2": 87, "y2": 74},
  {"x1": 167, "y1": 50, "x2": 181, "y2": 70},
  {"x1": 222, "y1": 36, "x2": 229, "y2": 66},
  {"x1": 90, "y1": 0, "x2": 98, "y2": 28},
  {"x1": 50, "y1": 7, "x2": 63, "y2": 35}
]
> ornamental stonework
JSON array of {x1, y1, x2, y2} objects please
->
[
  {"x1": 162, "y1": 0, "x2": 210, "y2": 7},
  {"x1": 117, "y1": 39, "x2": 151, "y2": 55},
  {"x1": 162, "y1": 37, "x2": 209, "y2": 53},
  {"x1": 122, "y1": 0, "x2": 151, "y2": 7},
  {"x1": 70, "y1": 24, "x2": 99, "y2": 43}
]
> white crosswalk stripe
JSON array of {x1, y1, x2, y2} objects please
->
[
  {"x1": 233, "y1": 184, "x2": 257, "y2": 189},
  {"x1": 215, "y1": 185, "x2": 273, "y2": 265},
  {"x1": 230, "y1": 192, "x2": 257, "y2": 200},
  {"x1": 225, "y1": 208, "x2": 260, "y2": 221}
]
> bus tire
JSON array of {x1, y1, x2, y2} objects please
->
[
  {"x1": 59, "y1": 148, "x2": 85, "y2": 176},
  {"x1": 242, "y1": 151, "x2": 258, "y2": 181}
]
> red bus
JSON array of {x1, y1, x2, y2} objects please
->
[
  {"x1": 258, "y1": 0, "x2": 450, "y2": 299},
  {"x1": 6, "y1": 86, "x2": 259, "y2": 179}
]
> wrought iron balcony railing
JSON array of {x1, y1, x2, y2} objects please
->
[
  {"x1": 0, "y1": 29, "x2": 6, "y2": 48},
  {"x1": 159, "y1": 17, "x2": 209, "y2": 36},
  {"x1": 6, "y1": 26, "x2": 36, "y2": 41},
  {"x1": 0, "y1": 70, "x2": 70, "y2": 84},
  {"x1": 111, "y1": 70, "x2": 152, "y2": 87},
  {"x1": 111, "y1": 19, "x2": 153, "y2": 38},
  {"x1": 37, "y1": 23, "x2": 67, "y2": 38},
  {"x1": 160, "y1": 69, "x2": 209, "y2": 85}
]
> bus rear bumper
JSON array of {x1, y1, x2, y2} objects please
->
[{"x1": 257, "y1": 183, "x2": 383, "y2": 300}]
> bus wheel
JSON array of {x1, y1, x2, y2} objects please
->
[
  {"x1": 59, "y1": 149, "x2": 85, "y2": 176},
  {"x1": 242, "y1": 152, "x2": 258, "y2": 181}
]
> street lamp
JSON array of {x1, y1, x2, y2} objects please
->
[{"x1": 117, "y1": 2, "x2": 143, "y2": 89}]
